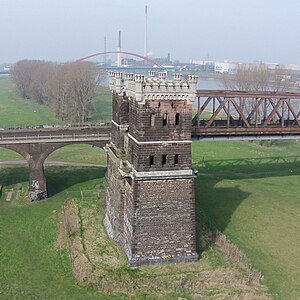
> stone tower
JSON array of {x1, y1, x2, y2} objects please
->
[{"x1": 104, "y1": 71, "x2": 198, "y2": 265}]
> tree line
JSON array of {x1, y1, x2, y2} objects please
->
[
  {"x1": 220, "y1": 64, "x2": 294, "y2": 119},
  {"x1": 221, "y1": 63, "x2": 292, "y2": 91},
  {"x1": 12, "y1": 60, "x2": 103, "y2": 123}
]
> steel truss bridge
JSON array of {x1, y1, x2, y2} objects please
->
[
  {"x1": 192, "y1": 90, "x2": 300, "y2": 141},
  {"x1": 0, "y1": 90, "x2": 299, "y2": 144}
]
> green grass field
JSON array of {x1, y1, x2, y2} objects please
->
[
  {"x1": 0, "y1": 78, "x2": 62, "y2": 127},
  {"x1": 1, "y1": 77, "x2": 300, "y2": 299},
  {"x1": 0, "y1": 165, "x2": 271, "y2": 299},
  {"x1": 0, "y1": 166, "x2": 124, "y2": 300},
  {"x1": 193, "y1": 141, "x2": 300, "y2": 299}
]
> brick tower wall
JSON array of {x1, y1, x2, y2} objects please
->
[
  {"x1": 105, "y1": 72, "x2": 199, "y2": 266},
  {"x1": 104, "y1": 147, "x2": 125, "y2": 243},
  {"x1": 128, "y1": 141, "x2": 192, "y2": 172},
  {"x1": 129, "y1": 177, "x2": 197, "y2": 265},
  {"x1": 127, "y1": 96, "x2": 193, "y2": 172},
  {"x1": 129, "y1": 98, "x2": 192, "y2": 142},
  {"x1": 111, "y1": 91, "x2": 129, "y2": 147}
]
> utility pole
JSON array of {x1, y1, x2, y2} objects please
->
[
  {"x1": 117, "y1": 31, "x2": 121, "y2": 67},
  {"x1": 144, "y1": 5, "x2": 148, "y2": 59}
]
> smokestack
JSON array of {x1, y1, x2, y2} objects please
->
[
  {"x1": 117, "y1": 31, "x2": 121, "y2": 67},
  {"x1": 144, "y1": 5, "x2": 148, "y2": 58}
]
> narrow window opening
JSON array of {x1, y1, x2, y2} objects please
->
[
  {"x1": 162, "y1": 154, "x2": 167, "y2": 166},
  {"x1": 158, "y1": 102, "x2": 161, "y2": 108},
  {"x1": 163, "y1": 113, "x2": 168, "y2": 126},
  {"x1": 150, "y1": 113, "x2": 155, "y2": 127},
  {"x1": 174, "y1": 154, "x2": 179, "y2": 165},
  {"x1": 149, "y1": 155, "x2": 154, "y2": 166},
  {"x1": 175, "y1": 113, "x2": 180, "y2": 126},
  {"x1": 171, "y1": 102, "x2": 174, "y2": 109}
]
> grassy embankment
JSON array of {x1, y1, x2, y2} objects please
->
[
  {"x1": 192, "y1": 140, "x2": 300, "y2": 299},
  {"x1": 0, "y1": 77, "x2": 299, "y2": 298},
  {"x1": 1, "y1": 165, "x2": 271, "y2": 299}
]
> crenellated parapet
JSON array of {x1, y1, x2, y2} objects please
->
[{"x1": 108, "y1": 71, "x2": 198, "y2": 103}]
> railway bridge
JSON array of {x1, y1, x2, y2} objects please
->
[
  {"x1": 1, "y1": 71, "x2": 299, "y2": 265},
  {"x1": 0, "y1": 125, "x2": 111, "y2": 199}
]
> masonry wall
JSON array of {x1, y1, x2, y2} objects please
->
[
  {"x1": 128, "y1": 140, "x2": 192, "y2": 172},
  {"x1": 129, "y1": 98, "x2": 192, "y2": 142},
  {"x1": 112, "y1": 91, "x2": 130, "y2": 125},
  {"x1": 126, "y1": 96, "x2": 193, "y2": 172},
  {"x1": 111, "y1": 91, "x2": 129, "y2": 148},
  {"x1": 129, "y1": 177, "x2": 197, "y2": 265},
  {"x1": 106, "y1": 72, "x2": 198, "y2": 266},
  {"x1": 104, "y1": 148, "x2": 125, "y2": 243},
  {"x1": 111, "y1": 122, "x2": 121, "y2": 147},
  {"x1": 122, "y1": 178, "x2": 134, "y2": 259}
]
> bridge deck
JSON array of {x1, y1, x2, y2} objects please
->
[
  {"x1": 1, "y1": 89, "x2": 300, "y2": 142},
  {"x1": 193, "y1": 90, "x2": 300, "y2": 139},
  {"x1": 0, "y1": 125, "x2": 111, "y2": 145}
]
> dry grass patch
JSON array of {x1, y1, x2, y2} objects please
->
[{"x1": 58, "y1": 198, "x2": 271, "y2": 299}]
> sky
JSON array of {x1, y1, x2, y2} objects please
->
[{"x1": 1, "y1": 0, "x2": 300, "y2": 65}]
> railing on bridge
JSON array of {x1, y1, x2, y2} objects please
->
[
  {"x1": 0, "y1": 123, "x2": 111, "y2": 145},
  {"x1": 192, "y1": 90, "x2": 300, "y2": 140},
  {"x1": 1, "y1": 89, "x2": 300, "y2": 143}
]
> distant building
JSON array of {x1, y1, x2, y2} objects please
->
[
  {"x1": 154, "y1": 54, "x2": 172, "y2": 65},
  {"x1": 190, "y1": 59, "x2": 237, "y2": 74},
  {"x1": 189, "y1": 60, "x2": 215, "y2": 73},
  {"x1": 214, "y1": 61, "x2": 236, "y2": 74},
  {"x1": 4, "y1": 66, "x2": 11, "y2": 71}
]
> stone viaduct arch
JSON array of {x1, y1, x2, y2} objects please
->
[{"x1": 0, "y1": 141, "x2": 107, "y2": 200}]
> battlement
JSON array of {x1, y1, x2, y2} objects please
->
[{"x1": 108, "y1": 71, "x2": 198, "y2": 103}]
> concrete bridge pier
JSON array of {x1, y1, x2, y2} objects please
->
[
  {"x1": 1, "y1": 141, "x2": 109, "y2": 201},
  {"x1": 28, "y1": 156, "x2": 47, "y2": 201},
  {"x1": 1, "y1": 143, "x2": 48, "y2": 201},
  {"x1": 25, "y1": 144, "x2": 48, "y2": 201}
]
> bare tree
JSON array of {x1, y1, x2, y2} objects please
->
[
  {"x1": 221, "y1": 63, "x2": 271, "y2": 91},
  {"x1": 221, "y1": 63, "x2": 293, "y2": 121},
  {"x1": 46, "y1": 64, "x2": 72, "y2": 121},
  {"x1": 11, "y1": 60, "x2": 35, "y2": 98},
  {"x1": 12, "y1": 59, "x2": 102, "y2": 123},
  {"x1": 272, "y1": 65, "x2": 293, "y2": 92},
  {"x1": 28, "y1": 61, "x2": 55, "y2": 104},
  {"x1": 221, "y1": 63, "x2": 292, "y2": 92},
  {"x1": 70, "y1": 61, "x2": 101, "y2": 123}
]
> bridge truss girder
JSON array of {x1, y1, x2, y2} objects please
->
[{"x1": 192, "y1": 90, "x2": 300, "y2": 138}]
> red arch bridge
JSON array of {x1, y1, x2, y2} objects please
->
[{"x1": 78, "y1": 51, "x2": 163, "y2": 67}]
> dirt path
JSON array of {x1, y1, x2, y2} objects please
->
[{"x1": 0, "y1": 160, "x2": 105, "y2": 167}]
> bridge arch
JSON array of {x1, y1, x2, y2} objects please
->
[
  {"x1": 77, "y1": 51, "x2": 162, "y2": 67},
  {"x1": 0, "y1": 141, "x2": 108, "y2": 201},
  {"x1": 0, "y1": 146, "x2": 28, "y2": 189},
  {"x1": 44, "y1": 142, "x2": 107, "y2": 164}
]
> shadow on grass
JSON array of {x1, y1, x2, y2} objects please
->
[
  {"x1": 193, "y1": 155, "x2": 300, "y2": 254},
  {"x1": 45, "y1": 166, "x2": 106, "y2": 196},
  {"x1": 195, "y1": 155, "x2": 300, "y2": 178},
  {"x1": 0, "y1": 165, "x2": 106, "y2": 197},
  {"x1": 194, "y1": 175, "x2": 251, "y2": 254},
  {"x1": 0, "y1": 166, "x2": 29, "y2": 185}
]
